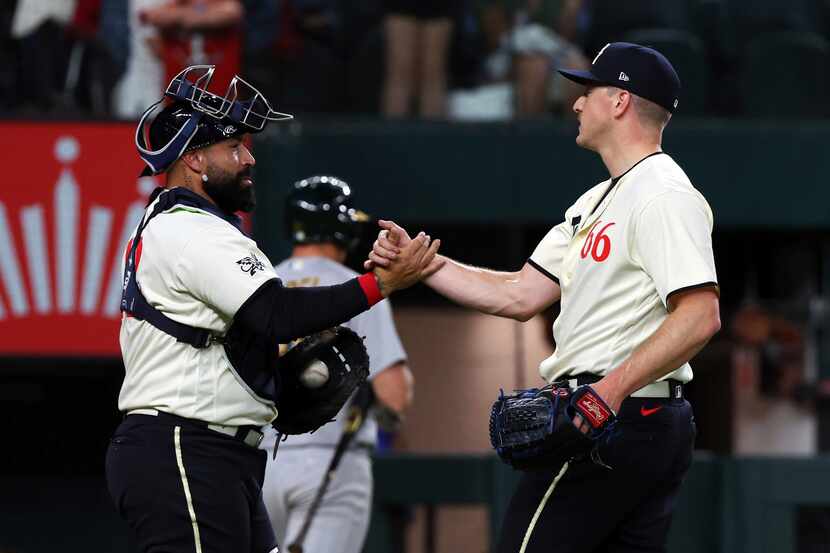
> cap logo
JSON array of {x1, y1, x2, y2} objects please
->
[
  {"x1": 618, "y1": 72, "x2": 630, "y2": 82},
  {"x1": 222, "y1": 125, "x2": 237, "y2": 136},
  {"x1": 592, "y1": 43, "x2": 611, "y2": 65},
  {"x1": 673, "y1": 99, "x2": 679, "y2": 108}
]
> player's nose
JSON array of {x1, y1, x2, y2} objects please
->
[{"x1": 241, "y1": 144, "x2": 255, "y2": 167}]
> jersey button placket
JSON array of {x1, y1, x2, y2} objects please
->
[{"x1": 562, "y1": 227, "x2": 587, "y2": 286}]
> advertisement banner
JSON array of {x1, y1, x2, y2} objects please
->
[{"x1": 0, "y1": 123, "x2": 159, "y2": 356}]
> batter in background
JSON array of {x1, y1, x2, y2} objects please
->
[{"x1": 261, "y1": 176, "x2": 413, "y2": 553}]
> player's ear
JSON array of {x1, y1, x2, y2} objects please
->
[
  {"x1": 180, "y1": 150, "x2": 206, "y2": 174},
  {"x1": 613, "y1": 90, "x2": 631, "y2": 117}
]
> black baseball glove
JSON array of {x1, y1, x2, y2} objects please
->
[
  {"x1": 489, "y1": 383, "x2": 616, "y2": 471},
  {"x1": 273, "y1": 326, "x2": 370, "y2": 435}
]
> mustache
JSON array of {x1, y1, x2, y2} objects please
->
[{"x1": 238, "y1": 168, "x2": 252, "y2": 179}]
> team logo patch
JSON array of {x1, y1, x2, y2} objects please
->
[
  {"x1": 236, "y1": 252, "x2": 265, "y2": 276},
  {"x1": 222, "y1": 125, "x2": 237, "y2": 136}
]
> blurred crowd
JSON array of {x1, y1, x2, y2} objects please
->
[{"x1": 1, "y1": 0, "x2": 829, "y2": 121}]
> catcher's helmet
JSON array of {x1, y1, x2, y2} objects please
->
[
  {"x1": 285, "y1": 176, "x2": 371, "y2": 251},
  {"x1": 136, "y1": 65, "x2": 293, "y2": 176}
]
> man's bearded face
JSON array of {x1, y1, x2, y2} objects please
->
[{"x1": 203, "y1": 165, "x2": 256, "y2": 214}]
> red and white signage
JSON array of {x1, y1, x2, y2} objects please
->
[{"x1": 0, "y1": 123, "x2": 159, "y2": 356}]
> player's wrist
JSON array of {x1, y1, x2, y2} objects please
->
[
  {"x1": 423, "y1": 254, "x2": 447, "y2": 284},
  {"x1": 358, "y1": 272, "x2": 385, "y2": 304},
  {"x1": 593, "y1": 374, "x2": 626, "y2": 413}
]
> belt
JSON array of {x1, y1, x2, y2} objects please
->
[
  {"x1": 280, "y1": 443, "x2": 375, "y2": 454},
  {"x1": 566, "y1": 376, "x2": 683, "y2": 399},
  {"x1": 127, "y1": 408, "x2": 264, "y2": 448}
]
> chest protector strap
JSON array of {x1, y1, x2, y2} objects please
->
[{"x1": 120, "y1": 188, "x2": 242, "y2": 348}]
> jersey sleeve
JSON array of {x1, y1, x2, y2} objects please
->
[
  {"x1": 348, "y1": 299, "x2": 407, "y2": 378},
  {"x1": 529, "y1": 220, "x2": 571, "y2": 283},
  {"x1": 177, "y1": 224, "x2": 278, "y2": 318},
  {"x1": 632, "y1": 190, "x2": 718, "y2": 305}
]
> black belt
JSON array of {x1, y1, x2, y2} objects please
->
[{"x1": 127, "y1": 409, "x2": 264, "y2": 448}]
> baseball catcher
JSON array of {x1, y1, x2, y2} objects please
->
[
  {"x1": 274, "y1": 326, "x2": 370, "y2": 435},
  {"x1": 489, "y1": 383, "x2": 616, "y2": 471}
]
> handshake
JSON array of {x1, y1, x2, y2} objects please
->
[{"x1": 367, "y1": 220, "x2": 444, "y2": 297}]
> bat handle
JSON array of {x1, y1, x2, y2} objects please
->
[{"x1": 287, "y1": 544, "x2": 303, "y2": 553}]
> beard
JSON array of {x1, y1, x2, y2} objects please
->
[{"x1": 202, "y1": 166, "x2": 256, "y2": 214}]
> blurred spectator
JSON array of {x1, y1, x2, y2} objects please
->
[
  {"x1": 382, "y1": 0, "x2": 456, "y2": 118},
  {"x1": 449, "y1": 0, "x2": 589, "y2": 120},
  {"x1": 141, "y1": 0, "x2": 245, "y2": 93},
  {"x1": 8, "y1": 0, "x2": 77, "y2": 112},
  {"x1": 731, "y1": 303, "x2": 816, "y2": 455},
  {"x1": 732, "y1": 304, "x2": 808, "y2": 402},
  {"x1": 485, "y1": 0, "x2": 589, "y2": 116},
  {"x1": 10, "y1": 0, "x2": 75, "y2": 41},
  {"x1": 98, "y1": 0, "x2": 129, "y2": 76},
  {"x1": 113, "y1": 0, "x2": 167, "y2": 118},
  {"x1": 65, "y1": 0, "x2": 127, "y2": 115},
  {"x1": 5, "y1": 0, "x2": 122, "y2": 115}
]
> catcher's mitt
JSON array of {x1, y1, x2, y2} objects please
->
[
  {"x1": 273, "y1": 326, "x2": 370, "y2": 435},
  {"x1": 489, "y1": 383, "x2": 616, "y2": 471}
]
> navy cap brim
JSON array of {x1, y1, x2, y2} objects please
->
[
  {"x1": 558, "y1": 68, "x2": 605, "y2": 86},
  {"x1": 139, "y1": 165, "x2": 154, "y2": 177}
]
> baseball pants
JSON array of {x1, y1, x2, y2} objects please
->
[
  {"x1": 496, "y1": 396, "x2": 696, "y2": 553},
  {"x1": 262, "y1": 447, "x2": 373, "y2": 553},
  {"x1": 106, "y1": 413, "x2": 278, "y2": 553}
]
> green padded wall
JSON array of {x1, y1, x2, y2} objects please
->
[{"x1": 252, "y1": 120, "x2": 830, "y2": 260}]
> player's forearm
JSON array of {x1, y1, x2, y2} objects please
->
[
  {"x1": 234, "y1": 277, "x2": 380, "y2": 344},
  {"x1": 604, "y1": 293, "x2": 720, "y2": 403},
  {"x1": 372, "y1": 362, "x2": 413, "y2": 413},
  {"x1": 425, "y1": 256, "x2": 534, "y2": 321}
]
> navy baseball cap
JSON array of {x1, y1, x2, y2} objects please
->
[{"x1": 558, "y1": 42, "x2": 681, "y2": 113}]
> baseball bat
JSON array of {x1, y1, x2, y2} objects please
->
[{"x1": 287, "y1": 385, "x2": 373, "y2": 553}]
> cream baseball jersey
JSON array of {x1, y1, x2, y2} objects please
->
[
  {"x1": 529, "y1": 152, "x2": 718, "y2": 384},
  {"x1": 118, "y1": 189, "x2": 280, "y2": 426},
  {"x1": 260, "y1": 256, "x2": 407, "y2": 450}
]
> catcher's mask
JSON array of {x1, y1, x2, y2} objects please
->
[
  {"x1": 136, "y1": 65, "x2": 293, "y2": 176},
  {"x1": 285, "y1": 176, "x2": 372, "y2": 252}
]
